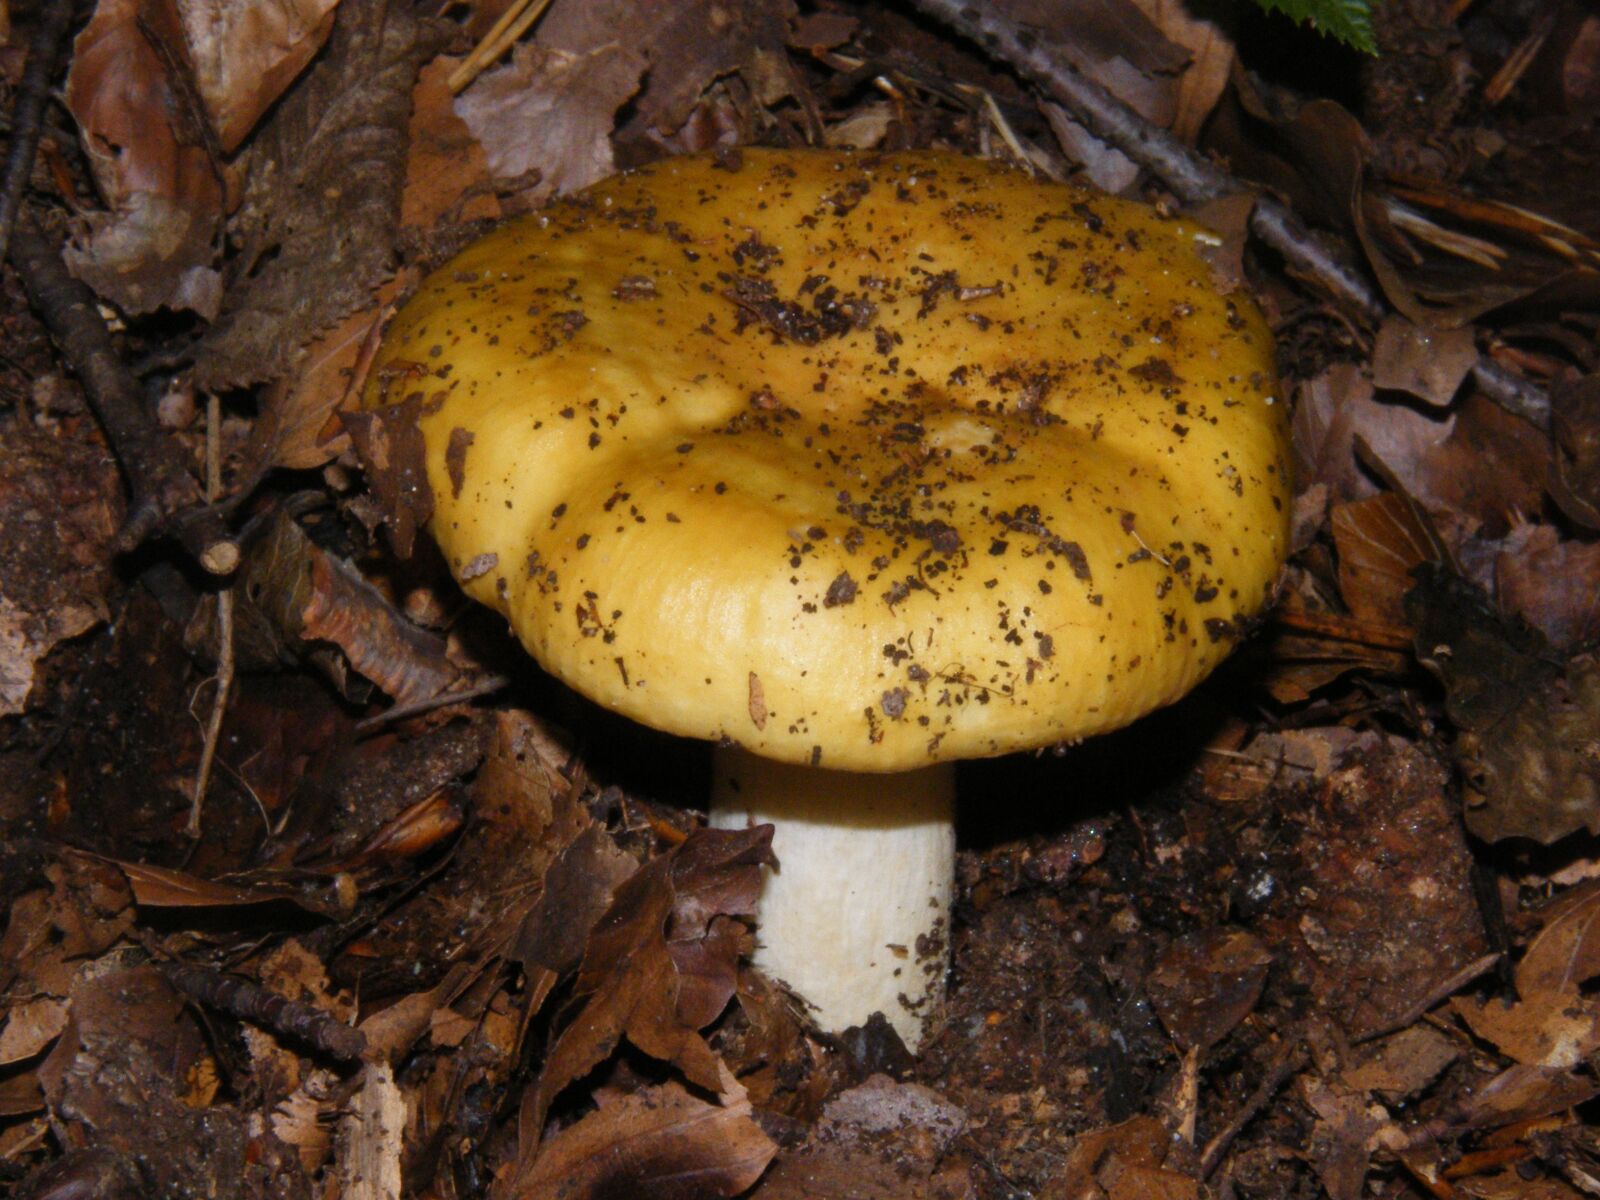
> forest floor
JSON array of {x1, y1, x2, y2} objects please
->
[{"x1": 2, "y1": 1, "x2": 1599, "y2": 1197}]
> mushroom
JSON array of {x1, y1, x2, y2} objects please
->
[{"x1": 362, "y1": 149, "x2": 1290, "y2": 1048}]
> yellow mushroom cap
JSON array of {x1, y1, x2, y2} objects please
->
[{"x1": 365, "y1": 149, "x2": 1290, "y2": 772}]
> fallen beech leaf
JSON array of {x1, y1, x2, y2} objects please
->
[
  {"x1": 1060, "y1": 1116, "x2": 1199, "y2": 1198},
  {"x1": 64, "y1": 0, "x2": 223, "y2": 316},
  {"x1": 1331, "y1": 493, "x2": 1441, "y2": 628},
  {"x1": 1439, "y1": 1062, "x2": 1600, "y2": 1134},
  {"x1": 1341, "y1": 1025, "x2": 1459, "y2": 1102},
  {"x1": 1520, "y1": 882, "x2": 1600, "y2": 997},
  {"x1": 0, "y1": 997, "x2": 69, "y2": 1065},
  {"x1": 506, "y1": 1081, "x2": 775, "y2": 1200},
  {"x1": 1451, "y1": 882, "x2": 1600, "y2": 1070},
  {"x1": 220, "y1": 509, "x2": 460, "y2": 706},
  {"x1": 166, "y1": 0, "x2": 341, "y2": 153},
  {"x1": 0, "y1": 860, "x2": 134, "y2": 1001},
  {"x1": 1291, "y1": 364, "x2": 1453, "y2": 504},
  {"x1": 1299, "y1": 1077, "x2": 1385, "y2": 1200},
  {"x1": 533, "y1": 826, "x2": 774, "y2": 1122},
  {"x1": 1372, "y1": 315, "x2": 1477, "y2": 407},
  {"x1": 1452, "y1": 987, "x2": 1600, "y2": 1068}
]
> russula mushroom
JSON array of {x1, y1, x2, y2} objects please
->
[{"x1": 363, "y1": 149, "x2": 1290, "y2": 1048}]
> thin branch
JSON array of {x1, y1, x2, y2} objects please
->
[
  {"x1": 0, "y1": 0, "x2": 83, "y2": 264},
  {"x1": 164, "y1": 961, "x2": 367, "y2": 1062},
  {"x1": 8, "y1": 217, "x2": 239, "y2": 572},
  {"x1": 186, "y1": 392, "x2": 236, "y2": 839}
]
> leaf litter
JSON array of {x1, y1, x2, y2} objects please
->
[{"x1": 4, "y1": 0, "x2": 1600, "y2": 1197}]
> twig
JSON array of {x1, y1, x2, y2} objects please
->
[
  {"x1": 1201, "y1": 1032, "x2": 1307, "y2": 1178},
  {"x1": 353, "y1": 673, "x2": 510, "y2": 735},
  {"x1": 8, "y1": 217, "x2": 239, "y2": 572},
  {"x1": 907, "y1": 0, "x2": 1552, "y2": 430},
  {"x1": 186, "y1": 392, "x2": 235, "y2": 838},
  {"x1": 0, "y1": 0, "x2": 83, "y2": 265},
  {"x1": 447, "y1": 0, "x2": 553, "y2": 93},
  {"x1": 1350, "y1": 952, "x2": 1501, "y2": 1045},
  {"x1": 164, "y1": 960, "x2": 367, "y2": 1062},
  {"x1": 908, "y1": 0, "x2": 1382, "y2": 313}
]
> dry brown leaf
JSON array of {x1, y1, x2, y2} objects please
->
[
  {"x1": 107, "y1": 857, "x2": 350, "y2": 917},
  {"x1": 1405, "y1": 394, "x2": 1550, "y2": 531},
  {"x1": 1053, "y1": 1115, "x2": 1197, "y2": 1200},
  {"x1": 1452, "y1": 883, "x2": 1600, "y2": 1062},
  {"x1": 402, "y1": 56, "x2": 503, "y2": 231},
  {"x1": 1299, "y1": 1077, "x2": 1387, "y2": 1200},
  {"x1": 1341, "y1": 1025, "x2": 1459, "y2": 1102},
  {"x1": 1372, "y1": 315, "x2": 1478, "y2": 407},
  {"x1": 1440, "y1": 1063, "x2": 1600, "y2": 1136},
  {"x1": 533, "y1": 826, "x2": 774, "y2": 1123},
  {"x1": 252, "y1": 275, "x2": 406, "y2": 473},
  {"x1": 1129, "y1": 0, "x2": 1236, "y2": 143},
  {"x1": 1292, "y1": 364, "x2": 1452, "y2": 504},
  {"x1": 1516, "y1": 882, "x2": 1600, "y2": 1000},
  {"x1": 1452, "y1": 988, "x2": 1600, "y2": 1068},
  {"x1": 455, "y1": 41, "x2": 646, "y2": 203},
  {"x1": 751, "y1": 1143, "x2": 936, "y2": 1199},
  {"x1": 536, "y1": 0, "x2": 796, "y2": 139},
  {"x1": 165, "y1": 0, "x2": 340, "y2": 153},
  {"x1": 63, "y1": 0, "x2": 223, "y2": 316},
  {"x1": 0, "y1": 998, "x2": 69, "y2": 1066},
  {"x1": 1330, "y1": 493, "x2": 1440, "y2": 628},
  {"x1": 227, "y1": 509, "x2": 460, "y2": 706},
  {"x1": 505, "y1": 1081, "x2": 775, "y2": 1200},
  {"x1": 0, "y1": 859, "x2": 134, "y2": 1003}
]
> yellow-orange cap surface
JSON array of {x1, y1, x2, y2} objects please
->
[{"x1": 365, "y1": 149, "x2": 1290, "y2": 771}]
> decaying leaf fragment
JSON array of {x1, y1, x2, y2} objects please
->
[{"x1": 0, "y1": 420, "x2": 121, "y2": 716}]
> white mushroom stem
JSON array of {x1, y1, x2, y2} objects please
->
[{"x1": 708, "y1": 746, "x2": 956, "y2": 1050}]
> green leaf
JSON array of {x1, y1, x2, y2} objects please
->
[{"x1": 1250, "y1": 0, "x2": 1377, "y2": 54}]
